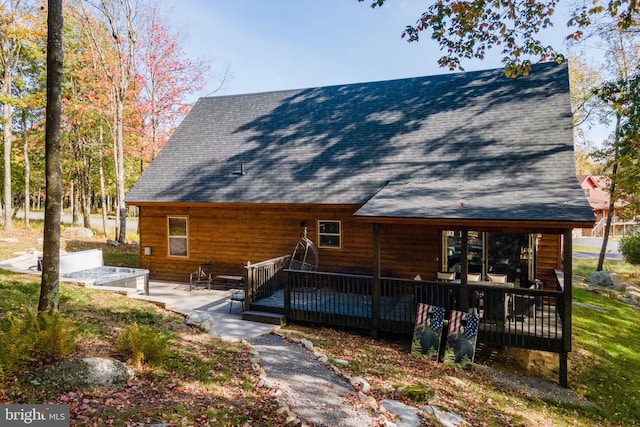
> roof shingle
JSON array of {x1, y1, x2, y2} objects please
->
[{"x1": 126, "y1": 62, "x2": 594, "y2": 223}]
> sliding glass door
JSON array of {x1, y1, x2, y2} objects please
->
[{"x1": 443, "y1": 230, "x2": 536, "y2": 286}]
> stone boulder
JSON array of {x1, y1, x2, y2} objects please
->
[
  {"x1": 27, "y1": 357, "x2": 134, "y2": 391},
  {"x1": 185, "y1": 311, "x2": 215, "y2": 334},
  {"x1": 62, "y1": 227, "x2": 95, "y2": 238},
  {"x1": 589, "y1": 271, "x2": 613, "y2": 287}
]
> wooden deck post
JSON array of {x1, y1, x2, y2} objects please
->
[
  {"x1": 459, "y1": 227, "x2": 469, "y2": 311},
  {"x1": 372, "y1": 223, "x2": 381, "y2": 338},
  {"x1": 560, "y1": 229, "x2": 573, "y2": 388},
  {"x1": 244, "y1": 262, "x2": 252, "y2": 312}
]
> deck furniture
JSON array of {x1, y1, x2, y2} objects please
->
[
  {"x1": 487, "y1": 273, "x2": 508, "y2": 283},
  {"x1": 437, "y1": 272, "x2": 456, "y2": 281},
  {"x1": 216, "y1": 274, "x2": 244, "y2": 289},
  {"x1": 189, "y1": 263, "x2": 214, "y2": 290},
  {"x1": 467, "y1": 273, "x2": 482, "y2": 281},
  {"x1": 229, "y1": 290, "x2": 245, "y2": 313},
  {"x1": 474, "y1": 281, "x2": 514, "y2": 323},
  {"x1": 508, "y1": 284, "x2": 537, "y2": 321}
]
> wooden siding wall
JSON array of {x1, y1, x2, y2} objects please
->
[
  {"x1": 139, "y1": 204, "x2": 375, "y2": 281},
  {"x1": 537, "y1": 233, "x2": 563, "y2": 289},
  {"x1": 379, "y1": 224, "x2": 441, "y2": 280},
  {"x1": 138, "y1": 204, "x2": 564, "y2": 284}
]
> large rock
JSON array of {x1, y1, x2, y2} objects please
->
[
  {"x1": 62, "y1": 227, "x2": 95, "y2": 238},
  {"x1": 27, "y1": 357, "x2": 134, "y2": 391},
  {"x1": 185, "y1": 311, "x2": 215, "y2": 333},
  {"x1": 589, "y1": 271, "x2": 613, "y2": 287},
  {"x1": 380, "y1": 400, "x2": 422, "y2": 427}
]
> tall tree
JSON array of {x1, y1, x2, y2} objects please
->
[
  {"x1": 569, "y1": 55, "x2": 606, "y2": 176},
  {"x1": 136, "y1": 3, "x2": 210, "y2": 163},
  {"x1": 361, "y1": 0, "x2": 639, "y2": 75},
  {"x1": 0, "y1": 0, "x2": 35, "y2": 229},
  {"x1": 14, "y1": 6, "x2": 46, "y2": 227},
  {"x1": 592, "y1": 24, "x2": 640, "y2": 271},
  {"x1": 78, "y1": 0, "x2": 137, "y2": 243},
  {"x1": 39, "y1": 0, "x2": 63, "y2": 314}
]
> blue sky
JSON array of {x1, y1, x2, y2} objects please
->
[
  {"x1": 167, "y1": 1, "x2": 610, "y2": 143},
  {"x1": 169, "y1": 0, "x2": 572, "y2": 96}
]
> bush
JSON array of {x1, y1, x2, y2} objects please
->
[
  {"x1": 619, "y1": 232, "x2": 640, "y2": 274},
  {"x1": 0, "y1": 313, "x2": 35, "y2": 380},
  {"x1": 33, "y1": 312, "x2": 77, "y2": 366},
  {"x1": 0, "y1": 310, "x2": 76, "y2": 381},
  {"x1": 116, "y1": 322, "x2": 171, "y2": 366}
]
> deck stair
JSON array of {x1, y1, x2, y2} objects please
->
[{"x1": 242, "y1": 310, "x2": 286, "y2": 326}]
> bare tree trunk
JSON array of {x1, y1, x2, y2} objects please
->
[
  {"x1": 71, "y1": 180, "x2": 79, "y2": 225},
  {"x1": 99, "y1": 123, "x2": 108, "y2": 237},
  {"x1": 116, "y1": 101, "x2": 127, "y2": 243},
  {"x1": 81, "y1": 173, "x2": 91, "y2": 229},
  {"x1": 597, "y1": 113, "x2": 621, "y2": 272},
  {"x1": 39, "y1": 0, "x2": 64, "y2": 315},
  {"x1": 2, "y1": 68, "x2": 12, "y2": 230},
  {"x1": 22, "y1": 109, "x2": 30, "y2": 227}
]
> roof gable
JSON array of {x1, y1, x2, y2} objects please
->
[{"x1": 126, "y1": 62, "x2": 592, "y2": 223}]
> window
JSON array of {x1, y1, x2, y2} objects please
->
[
  {"x1": 168, "y1": 216, "x2": 188, "y2": 257},
  {"x1": 584, "y1": 188, "x2": 591, "y2": 197},
  {"x1": 318, "y1": 220, "x2": 341, "y2": 248}
]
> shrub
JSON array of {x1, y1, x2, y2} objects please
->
[
  {"x1": 116, "y1": 322, "x2": 171, "y2": 366},
  {"x1": 33, "y1": 313, "x2": 77, "y2": 366},
  {"x1": 0, "y1": 313, "x2": 35, "y2": 380},
  {"x1": 619, "y1": 232, "x2": 640, "y2": 275},
  {"x1": 0, "y1": 310, "x2": 76, "y2": 381}
]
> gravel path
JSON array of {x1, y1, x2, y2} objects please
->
[{"x1": 249, "y1": 334, "x2": 386, "y2": 426}]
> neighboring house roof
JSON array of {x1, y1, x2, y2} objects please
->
[
  {"x1": 126, "y1": 62, "x2": 594, "y2": 224},
  {"x1": 578, "y1": 174, "x2": 624, "y2": 211}
]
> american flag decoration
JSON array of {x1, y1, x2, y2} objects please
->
[
  {"x1": 448, "y1": 309, "x2": 465, "y2": 335},
  {"x1": 463, "y1": 311, "x2": 479, "y2": 340},
  {"x1": 416, "y1": 303, "x2": 445, "y2": 330},
  {"x1": 448, "y1": 310, "x2": 479, "y2": 340}
]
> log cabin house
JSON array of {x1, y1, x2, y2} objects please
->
[{"x1": 126, "y1": 62, "x2": 594, "y2": 385}]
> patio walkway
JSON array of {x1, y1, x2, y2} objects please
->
[{"x1": 127, "y1": 280, "x2": 279, "y2": 341}]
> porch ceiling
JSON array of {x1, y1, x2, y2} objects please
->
[{"x1": 354, "y1": 179, "x2": 595, "y2": 226}]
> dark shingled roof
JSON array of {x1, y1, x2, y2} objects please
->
[{"x1": 126, "y1": 62, "x2": 594, "y2": 224}]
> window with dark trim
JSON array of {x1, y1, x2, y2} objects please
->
[
  {"x1": 168, "y1": 216, "x2": 188, "y2": 257},
  {"x1": 318, "y1": 220, "x2": 341, "y2": 248}
]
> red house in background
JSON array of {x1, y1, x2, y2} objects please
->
[{"x1": 578, "y1": 175, "x2": 635, "y2": 236}]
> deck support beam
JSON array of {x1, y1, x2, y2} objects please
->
[
  {"x1": 371, "y1": 223, "x2": 381, "y2": 339},
  {"x1": 560, "y1": 228, "x2": 573, "y2": 388},
  {"x1": 459, "y1": 227, "x2": 469, "y2": 311}
]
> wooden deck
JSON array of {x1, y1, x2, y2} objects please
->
[{"x1": 248, "y1": 270, "x2": 565, "y2": 353}]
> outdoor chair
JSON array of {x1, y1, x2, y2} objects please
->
[
  {"x1": 436, "y1": 271, "x2": 456, "y2": 281},
  {"x1": 229, "y1": 290, "x2": 245, "y2": 313},
  {"x1": 508, "y1": 293, "x2": 536, "y2": 321},
  {"x1": 189, "y1": 263, "x2": 214, "y2": 290}
]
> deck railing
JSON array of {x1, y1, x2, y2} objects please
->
[
  {"x1": 283, "y1": 270, "x2": 565, "y2": 353},
  {"x1": 285, "y1": 270, "x2": 374, "y2": 329},
  {"x1": 245, "y1": 255, "x2": 291, "y2": 309}
]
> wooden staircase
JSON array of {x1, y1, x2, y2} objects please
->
[{"x1": 242, "y1": 311, "x2": 286, "y2": 325}]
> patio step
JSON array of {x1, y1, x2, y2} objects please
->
[{"x1": 242, "y1": 310, "x2": 286, "y2": 326}]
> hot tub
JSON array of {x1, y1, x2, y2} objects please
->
[
  {"x1": 56, "y1": 249, "x2": 149, "y2": 294},
  {"x1": 63, "y1": 266, "x2": 149, "y2": 293}
]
